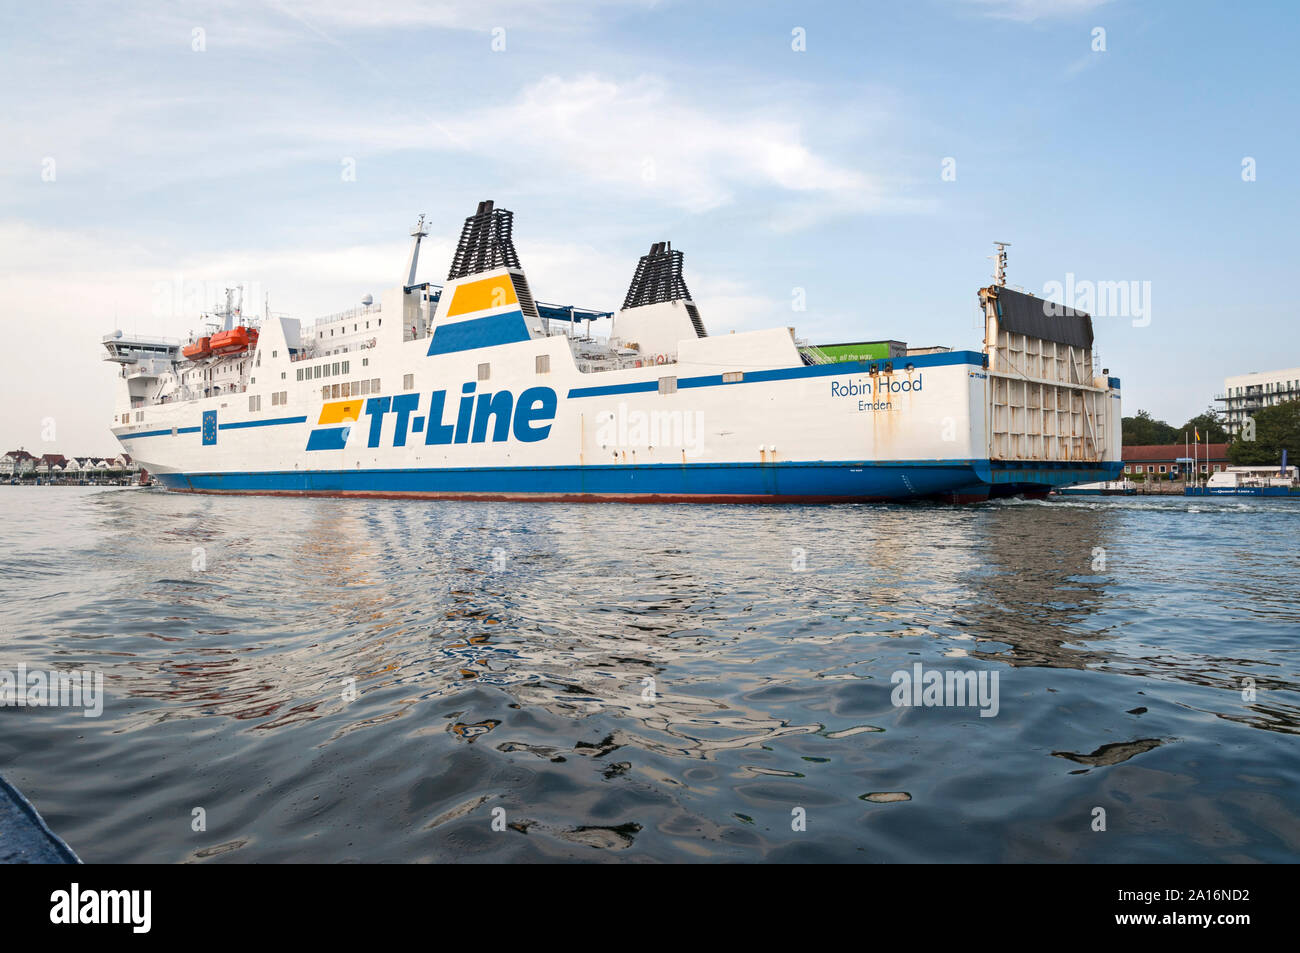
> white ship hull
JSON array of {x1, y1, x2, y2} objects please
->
[{"x1": 105, "y1": 204, "x2": 1122, "y2": 503}]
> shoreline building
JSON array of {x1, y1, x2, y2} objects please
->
[
  {"x1": 1123, "y1": 443, "x2": 1229, "y2": 480},
  {"x1": 1217, "y1": 366, "x2": 1300, "y2": 437}
]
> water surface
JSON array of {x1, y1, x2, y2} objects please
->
[{"x1": 1, "y1": 486, "x2": 1296, "y2": 862}]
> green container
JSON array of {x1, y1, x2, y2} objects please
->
[{"x1": 807, "y1": 340, "x2": 907, "y2": 363}]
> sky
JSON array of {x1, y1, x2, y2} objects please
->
[{"x1": 1, "y1": 0, "x2": 1296, "y2": 454}]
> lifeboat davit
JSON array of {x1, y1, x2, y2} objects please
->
[
  {"x1": 182, "y1": 337, "x2": 212, "y2": 360},
  {"x1": 209, "y1": 326, "x2": 259, "y2": 355}
]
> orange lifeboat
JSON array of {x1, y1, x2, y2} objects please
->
[
  {"x1": 209, "y1": 326, "x2": 259, "y2": 355},
  {"x1": 182, "y1": 336, "x2": 212, "y2": 360}
]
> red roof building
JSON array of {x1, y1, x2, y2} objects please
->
[{"x1": 1123, "y1": 443, "x2": 1229, "y2": 477}]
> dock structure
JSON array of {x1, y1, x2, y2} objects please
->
[{"x1": 0, "y1": 774, "x2": 79, "y2": 864}]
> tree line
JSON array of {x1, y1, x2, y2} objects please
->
[{"x1": 1121, "y1": 402, "x2": 1300, "y2": 466}]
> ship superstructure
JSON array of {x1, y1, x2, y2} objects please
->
[{"x1": 104, "y1": 202, "x2": 1122, "y2": 502}]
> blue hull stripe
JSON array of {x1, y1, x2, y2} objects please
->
[
  {"x1": 220, "y1": 415, "x2": 307, "y2": 431},
  {"x1": 154, "y1": 459, "x2": 1122, "y2": 498},
  {"x1": 428, "y1": 310, "x2": 531, "y2": 355},
  {"x1": 566, "y1": 350, "x2": 988, "y2": 399},
  {"x1": 122, "y1": 415, "x2": 307, "y2": 440},
  {"x1": 122, "y1": 426, "x2": 200, "y2": 439}
]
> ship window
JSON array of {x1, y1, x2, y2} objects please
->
[
  {"x1": 322, "y1": 386, "x2": 330, "y2": 400},
  {"x1": 371, "y1": 378, "x2": 380, "y2": 392},
  {"x1": 314, "y1": 365, "x2": 321, "y2": 379},
  {"x1": 353, "y1": 324, "x2": 357, "y2": 332},
  {"x1": 403, "y1": 373, "x2": 414, "y2": 390},
  {"x1": 342, "y1": 382, "x2": 350, "y2": 397},
  {"x1": 332, "y1": 362, "x2": 340, "y2": 376},
  {"x1": 360, "y1": 380, "x2": 370, "y2": 395},
  {"x1": 362, "y1": 358, "x2": 369, "y2": 367},
  {"x1": 535, "y1": 355, "x2": 550, "y2": 374},
  {"x1": 658, "y1": 376, "x2": 677, "y2": 395},
  {"x1": 272, "y1": 350, "x2": 277, "y2": 358},
  {"x1": 722, "y1": 371, "x2": 744, "y2": 383},
  {"x1": 280, "y1": 371, "x2": 285, "y2": 379},
  {"x1": 366, "y1": 321, "x2": 369, "y2": 329},
  {"x1": 478, "y1": 363, "x2": 490, "y2": 381},
  {"x1": 332, "y1": 384, "x2": 340, "y2": 399},
  {"x1": 249, "y1": 395, "x2": 257, "y2": 411},
  {"x1": 342, "y1": 361, "x2": 349, "y2": 374},
  {"x1": 297, "y1": 369, "x2": 303, "y2": 381}
]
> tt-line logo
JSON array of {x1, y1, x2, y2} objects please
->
[
  {"x1": 362, "y1": 383, "x2": 557, "y2": 448},
  {"x1": 50, "y1": 884, "x2": 151, "y2": 933}
]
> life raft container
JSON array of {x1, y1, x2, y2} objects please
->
[
  {"x1": 209, "y1": 327, "x2": 259, "y2": 355},
  {"x1": 182, "y1": 337, "x2": 212, "y2": 360}
]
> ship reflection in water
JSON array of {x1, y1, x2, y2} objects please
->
[{"x1": 1, "y1": 487, "x2": 1297, "y2": 862}]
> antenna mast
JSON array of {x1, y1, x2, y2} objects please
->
[
  {"x1": 406, "y1": 213, "x2": 428, "y2": 287},
  {"x1": 992, "y1": 242, "x2": 1010, "y2": 287}
]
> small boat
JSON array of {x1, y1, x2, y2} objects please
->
[
  {"x1": 1185, "y1": 467, "x2": 1298, "y2": 497},
  {"x1": 209, "y1": 326, "x2": 259, "y2": 354},
  {"x1": 1057, "y1": 479, "x2": 1136, "y2": 496},
  {"x1": 181, "y1": 336, "x2": 211, "y2": 360}
]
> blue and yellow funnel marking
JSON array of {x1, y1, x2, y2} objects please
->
[
  {"x1": 446, "y1": 274, "x2": 517, "y2": 317},
  {"x1": 427, "y1": 273, "x2": 531, "y2": 356},
  {"x1": 306, "y1": 399, "x2": 362, "y2": 451}
]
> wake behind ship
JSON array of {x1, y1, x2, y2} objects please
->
[{"x1": 104, "y1": 202, "x2": 1122, "y2": 502}]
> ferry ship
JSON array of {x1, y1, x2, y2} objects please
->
[{"x1": 103, "y1": 202, "x2": 1122, "y2": 503}]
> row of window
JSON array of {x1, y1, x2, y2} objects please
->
[
  {"x1": 1123, "y1": 464, "x2": 1222, "y2": 474},
  {"x1": 247, "y1": 391, "x2": 290, "y2": 412},
  {"x1": 297, "y1": 360, "x2": 354, "y2": 382},
  {"x1": 1230, "y1": 380, "x2": 1298, "y2": 397},
  {"x1": 320, "y1": 319, "x2": 379, "y2": 338},
  {"x1": 322, "y1": 380, "x2": 380, "y2": 401}
]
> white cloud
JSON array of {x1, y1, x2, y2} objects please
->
[
  {"x1": 470, "y1": 75, "x2": 879, "y2": 213},
  {"x1": 263, "y1": 0, "x2": 649, "y2": 32},
  {"x1": 279, "y1": 74, "x2": 889, "y2": 215},
  {"x1": 959, "y1": 0, "x2": 1114, "y2": 21}
]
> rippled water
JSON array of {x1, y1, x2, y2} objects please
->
[{"x1": 1, "y1": 485, "x2": 1297, "y2": 862}]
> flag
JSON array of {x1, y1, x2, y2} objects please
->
[{"x1": 1194, "y1": 427, "x2": 1200, "y2": 442}]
